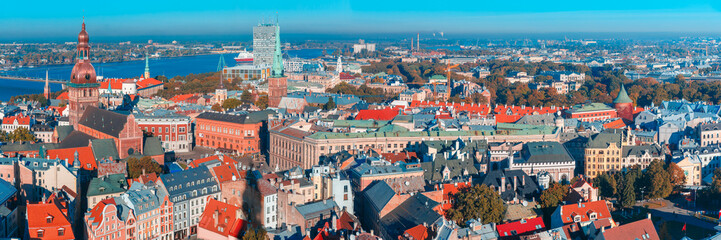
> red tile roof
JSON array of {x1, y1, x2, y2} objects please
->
[
  {"x1": 494, "y1": 113, "x2": 523, "y2": 124},
  {"x1": 212, "y1": 164, "x2": 242, "y2": 185},
  {"x1": 409, "y1": 100, "x2": 490, "y2": 115},
  {"x1": 127, "y1": 172, "x2": 158, "y2": 186},
  {"x1": 86, "y1": 198, "x2": 116, "y2": 227},
  {"x1": 599, "y1": 219, "x2": 659, "y2": 240},
  {"x1": 439, "y1": 181, "x2": 472, "y2": 212},
  {"x1": 2, "y1": 114, "x2": 31, "y2": 125},
  {"x1": 56, "y1": 92, "x2": 69, "y2": 100},
  {"x1": 557, "y1": 200, "x2": 611, "y2": 225},
  {"x1": 496, "y1": 217, "x2": 545, "y2": 237},
  {"x1": 340, "y1": 72, "x2": 355, "y2": 80},
  {"x1": 99, "y1": 78, "x2": 126, "y2": 90},
  {"x1": 27, "y1": 201, "x2": 74, "y2": 239},
  {"x1": 169, "y1": 93, "x2": 197, "y2": 103},
  {"x1": 603, "y1": 118, "x2": 626, "y2": 129},
  {"x1": 188, "y1": 154, "x2": 235, "y2": 168},
  {"x1": 403, "y1": 224, "x2": 429, "y2": 240},
  {"x1": 136, "y1": 78, "x2": 163, "y2": 89},
  {"x1": 381, "y1": 151, "x2": 418, "y2": 164},
  {"x1": 46, "y1": 146, "x2": 97, "y2": 170},
  {"x1": 493, "y1": 105, "x2": 565, "y2": 115},
  {"x1": 336, "y1": 210, "x2": 360, "y2": 231},
  {"x1": 199, "y1": 199, "x2": 247, "y2": 238},
  {"x1": 355, "y1": 108, "x2": 400, "y2": 121}
]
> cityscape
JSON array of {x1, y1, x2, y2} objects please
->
[{"x1": 5, "y1": 2, "x2": 721, "y2": 240}]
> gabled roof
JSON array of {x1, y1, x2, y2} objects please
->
[
  {"x1": 58, "y1": 131, "x2": 95, "y2": 149},
  {"x1": 380, "y1": 193, "x2": 441, "y2": 239},
  {"x1": 46, "y1": 146, "x2": 96, "y2": 170},
  {"x1": 599, "y1": 218, "x2": 659, "y2": 240},
  {"x1": 90, "y1": 139, "x2": 119, "y2": 161},
  {"x1": 496, "y1": 217, "x2": 545, "y2": 237},
  {"x1": 403, "y1": 225, "x2": 429, "y2": 240},
  {"x1": 2, "y1": 114, "x2": 31, "y2": 125},
  {"x1": 295, "y1": 200, "x2": 338, "y2": 219},
  {"x1": 556, "y1": 200, "x2": 611, "y2": 225},
  {"x1": 0, "y1": 178, "x2": 16, "y2": 204},
  {"x1": 87, "y1": 174, "x2": 127, "y2": 197},
  {"x1": 199, "y1": 199, "x2": 247, "y2": 238},
  {"x1": 78, "y1": 106, "x2": 129, "y2": 137},
  {"x1": 211, "y1": 164, "x2": 242, "y2": 184},
  {"x1": 363, "y1": 181, "x2": 396, "y2": 212},
  {"x1": 355, "y1": 108, "x2": 400, "y2": 121},
  {"x1": 27, "y1": 201, "x2": 74, "y2": 239}
]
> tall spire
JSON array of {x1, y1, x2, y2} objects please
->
[
  {"x1": 44, "y1": 70, "x2": 50, "y2": 99},
  {"x1": 337, "y1": 56, "x2": 342, "y2": 74},
  {"x1": 144, "y1": 55, "x2": 150, "y2": 79},
  {"x1": 271, "y1": 20, "x2": 284, "y2": 78},
  {"x1": 217, "y1": 54, "x2": 226, "y2": 89}
]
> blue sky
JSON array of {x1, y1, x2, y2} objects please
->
[{"x1": 3, "y1": 0, "x2": 721, "y2": 40}]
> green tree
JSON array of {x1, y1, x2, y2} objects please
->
[
  {"x1": 618, "y1": 169, "x2": 641, "y2": 208},
  {"x1": 323, "y1": 97, "x2": 336, "y2": 110},
  {"x1": 592, "y1": 173, "x2": 617, "y2": 198},
  {"x1": 222, "y1": 98, "x2": 243, "y2": 110},
  {"x1": 643, "y1": 159, "x2": 673, "y2": 199},
  {"x1": 211, "y1": 103, "x2": 223, "y2": 112},
  {"x1": 539, "y1": 182, "x2": 569, "y2": 208},
  {"x1": 447, "y1": 184, "x2": 506, "y2": 225},
  {"x1": 255, "y1": 95, "x2": 269, "y2": 110},
  {"x1": 9, "y1": 127, "x2": 36, "y2": 142},
  {"x1": 127, "y1": 156, "x2": 163, "y2": 179},
  {"x1": 240, "y1": 90, "x2": 253, "y2": 103},
  {"x1": 242, "y1": 227, "x2": 267, "y2": 240},
  {"x1": 667, "y1": 162, "x2": 686, "y2": 186}
]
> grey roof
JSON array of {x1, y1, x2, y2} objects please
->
[
  {"x1": 515, "y1": 113, "x2": 556, "y2": 126},
  {"x1": 91, "y1": 139, "x2": 119, "y2": 161},
  {"x1": 116, "y1": 186, "x2": 164, "y2": 216},
  {"x1": 622, "y1": 144, "x2": 663, "y2": 158},
  {"x1": 482, "y1": 169, "x2": 539, "y2": 201},
  {"x1": 519, "y1": 141, "x2": 574, "y2": 163},
  {"x1": 78, "y1": 106, "x2": 129, "y2": 137},
  {"x1": 55, "y1": 125, "x2": 75, "y2": 142},
  {"x1": 362, "y1": 180, "x2": 396, "y2": 212},
  {"x1": 160, "y1": 165, "x2": 220, "y2": 202},
  {"x1": 0, "y1": 178, "x2": 16, "y2": 204},
  {"x1": 87, "y1": 174, "x2": 127, "y2": 197},
  {"x1": 1, "y1": 142, "x2": 57, "y2": 153},
  {"x1": 58, "y1": 131, "x2": 96, "y2": 149},
  {"x1": 586, "y1": 133, "x2": 622, "y2": 148},
  {"x1": 295, "y1": 199, "x2": 338, "y2": 219},
  {"x1": 380, "y1": 193, "x2": 442, "y2": 239},
  {"x1": 143, "y1": 137, "x2": 165, "y2": 156},
  {"x1": 196, "y1": 111, "x2": 270, "y2": 124}
]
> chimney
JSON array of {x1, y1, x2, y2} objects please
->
[
  {"x1": 647, "y1": 213, "x2": 651, "y2": 219},
  {"x1": 501, "y1": 176, "x2": 506, "y2": 192},
  {"x1": 513, "y1": 176, "x2": 518, "y2": 191},
  {"x1": 214, "y1": 210, "x2": 219, "y2": 226},
  {"x1": 600, "y1": 226, "x2": 605, "y2": 233},
  {"x1": 332, "y1": 214, "x2": 338, "y2": 230}
]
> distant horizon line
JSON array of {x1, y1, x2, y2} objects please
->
[{"x1": 4, "y1": 31, "x2": 721, "y2": 43}]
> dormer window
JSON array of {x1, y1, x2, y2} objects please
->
[
  {"x1": 37, "y1": 230, "x2": 44, "y2": 238},
  {"x1": 58, "y1": 228, "x2": 65, "y2": 236},
  {"x1": 589, "y1": 212, "x2": 597, "y2": 220},
  {"x1": 46, "y1": 215, "x2": 53, "y2": 223},
  {"x1": 573, "y1": 215, "x2": 582, "y2": 222}
]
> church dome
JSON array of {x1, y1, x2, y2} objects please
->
[{"x1": 71, "y1": 61, "x2": 97, "y2": 84}]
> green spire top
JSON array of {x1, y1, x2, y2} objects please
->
[
  {"x1": 271, "y1": 23, "x2": 284, "y2": 78},
  {"x1": 144, "y1": 55, "x2": 150, "y2": 78},
  {"x1": 613, "y1": 84, "x2": 633, "y2": 104}
]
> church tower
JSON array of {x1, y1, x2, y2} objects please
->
[
  {"x1": 267, "y1": 22, "x2": 287, "y2": 108},
  {"x1": 43, "y1": 70, "x2": 50, "y2": 100},
  {"x1": 613, "y1": 84, "x2": 634, "y2": 124},
  {"x1": 68, "y1": 20, "x2": 100, "y2": 128},
  {"x1": 337, "y1": 55, "x2": 343, "y2": 74},
  {"x1": 144, "y1": 55, "x2": 150, "y2": 79}
]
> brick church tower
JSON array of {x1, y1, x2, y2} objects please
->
[
  {"x1": 613, "y1": 84, "x2": 634, "y2": 124},
  {"x1": 68, "y1": 20, "x2": 100, "y2": 128},
  {"x1": 267, "y1": 22, "x2": 287, "y2": 108}
]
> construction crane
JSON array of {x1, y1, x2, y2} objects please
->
[{"x1": 432, "y1": 59, "x2": 459, "y2": 100}]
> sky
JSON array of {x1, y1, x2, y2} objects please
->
[{"x1": 4, "y1": 0, "x2": 721, "y2": 41}]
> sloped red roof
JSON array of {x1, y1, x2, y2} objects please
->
[
  {"x1": 493, "y1": 105, "x2": 565, "y2": 115},
  {"x1": 27, "y1": 201, "x2": 74, "y2": 239},
  {"x1": 99, "y1": 78, "x2": 126, "y2": 90},
  {"x1": 188, "y1": 154, "x2": 235, "y2": 168},
  {"x1": 380, "y1": 151, "x2": 418, "y2": 164},
  {"x1": 340, "y1": 72, "x2": 355, "y2": 80},
  {"x1": 46, "y1": 146, "x2": 96, "y2": 170},
  {"x1": 495, "y1": 113, "x2": 523, "y2": 124},
  {"x1": 127, "y1": 172, "x2": 158, "y2": 186},
  {"x1": 409, "y1": 100, "x2": 490, "y2": 115},
  {"x1": 212, "y1": 164, "x2": 242, "y2": 185},
  {"x1": 169, "y1": 93, "x2": 196, "y2": 103},
  {"x1": 496, "y1": 216, "x2": 545, "y2": 237},
  {"x1": 199, "y1": 199, "x2": 247, "y2": 238},
  {"x1": 600, "y1": 219, "x2": 659, "y2": 240},
  {"x1": 440, "y1": 181, "x2": 472, "y2": 212},
  {"x1": 558, "y1": 200, "x2": 611, "y2": 225},
  {"x1": 56, "y1": 92, "x2": 69, "y2": 100},
  {"x1": 403, "y1": 224, "x2": 429, "y2": 240},
  {"x1": 2, "y1": 114, "x2": 31, "y2": 125},
  {"x1": 336, "y1": 210, "x2": 360, "y2": 231},
  {"x1": 136, "y1": 78, "x2": 163, "y2": 89},
  {"x1": 87, "y1": 198, "x2": 116, "y2": 227},
  {"x1": 355, "y1": 108, "x2": 400, "y2": 121},
  {"x1": 603, "y1": 118, "x2": 626, "y2": 129}
]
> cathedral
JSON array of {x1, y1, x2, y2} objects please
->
[{"x1": 68, "y1": 20, "x2": 100, "y2": 128}]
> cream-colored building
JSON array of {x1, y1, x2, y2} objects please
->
[
  {"x1": 673, "y1": 156, "x2": 702, "y2": 186},
  {"x1": 584, "y1": 131, "x2": 664, "y2": 178}
]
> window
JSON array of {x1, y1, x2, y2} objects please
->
[{"x1": 58, "y1": 228, "x2": 65, "y2": 236}]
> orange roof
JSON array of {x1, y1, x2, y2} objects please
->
[
  {"x1": 27, "y1": 201, "x2": 74, "y2": 239},
  {"x1": 496, "y1": 216, "x2": 545, "y2": 237},
  {"x1": 599, "y1": 219, "x2": 659, "y2": 240},
  {"x1": 170, "y1": 93, "x2": 196, "y2": 103},
  {"x1": 56, "y1": 92, "x2": 69, "y2": 100},
  {"x1": 2, "y1": 114, "x2": 31, "y2": 125},
  {"x1": 403, "y1": 224, "x2": 429, "y2": 240},
  {"x1": 410, "y1": 100, "x2": 490, "y2": 115},
  {"x1": 440, "y1": 181, "x2": 472, "y2": 212},
  {"x1": 212, "y1": 164, "x2": 242, "y2": 184},
  {"x1": 493, "y1": 105, "x2": 565, "y2": 115},
  {"x1": 198, "y1": 199, "x2": 247, "y2": 238},
  {"x1": 336, "y1": 210, "x2": 360, "y2": 231},
  {"x1": 86, "y1": 198, "x2": 115, "y2": 228},
  {"x1": 381, "y1": 151, "x2": 418, "y2": 164},
  {"x1": 603, "y1": 118, "x2": 626, "y2": 129},
  {"x1": 494, "y1": 113, "x2": 523, "y2": 124},
  {"x1": 355, "y1": 108, "x2": 400, "y2": 121},
  {"x1": 46, "y1": 146, "x2": 96, "y2": 170},
  {"x1": 188, "y1": 154, "x2": 235, "y2": 168},
  {"x1": 136, "y1": 78, "x2": 163, "y2": 89},
  {"x1": 127, "y1": 172, "x2": 158, "y2": 186},
  {"x1": 99, "y1": 78, "x2": 127, "y2": 90},
  {"x1": 558, "y1": 200, "x2": 611, "y2": 225}
]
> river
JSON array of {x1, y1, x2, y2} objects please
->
[{"x1": 0, "y1": 49, "x2": 329, "y2": 101}]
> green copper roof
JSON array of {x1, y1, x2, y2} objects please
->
[
  {"x1": 271, "y1": 24, "x2": 284, "y2": 78},
  {"x1": 613, "y1": 84, "x2": 633, "y2": 104},
  {"x1": 144, "y1": 55, "x2": 150, "y2": 75},
  {"x1": 307, "y1": 123, "x2": 556, "y2": 140},
  {"x1": 430, "y1": 75, "x2": 446, "y2": 80}
]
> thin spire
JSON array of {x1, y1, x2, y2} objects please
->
[
  {"x1": 271, "y1": 19, "x2": 284, "y2": 78},
  {"x1": 144, "y1": 55, "x2": 150, "y2": 79}
]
